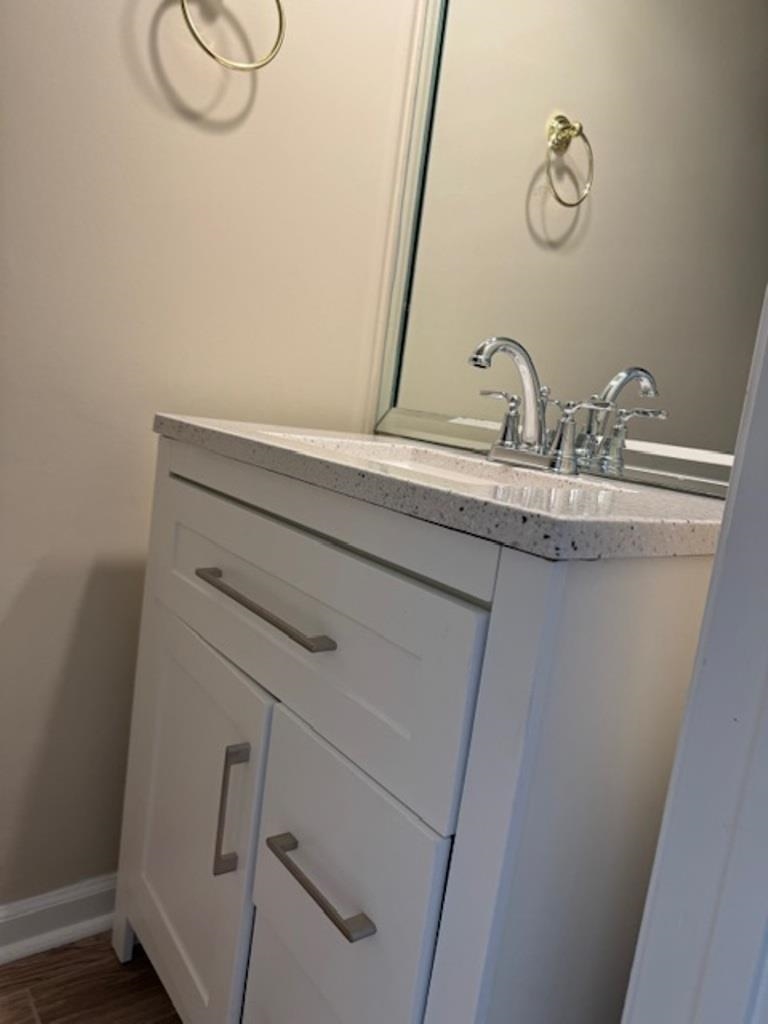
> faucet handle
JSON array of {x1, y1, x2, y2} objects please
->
[
  {"x1": 480, "y1": 388, "x2": 518, "y2": 405},
  {"x1": 556, "y1": 398, "x2": 613, "y2": 424},
  {"x1": 617, "y1": 407, "x2": 668, "y2": 425},
  {"x1": 578, "y1": 398, "x2": 614, "y2": 415},
  {"x1": 539, "y1": 384, "x2": 564, "y2": 416},
  {"x1": 480, "y1": 390, "x2": 521, "y2": 448},
  {"x1": 539, "y1": 386, "x2": 563, "y2": 448}
]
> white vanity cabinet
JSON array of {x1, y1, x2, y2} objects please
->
[
  {"x1": 152, "y1": 470, "x2": 488, "y2": 836},
  {"x1": 114, "y1": 432, "x2": 717, "y2": 1024},
  {"x1": 112, "y1": 604, "x2": 273, "y2": 1024}
]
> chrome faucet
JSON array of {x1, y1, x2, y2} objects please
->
[
  {"x1": 586, "y1": 366, "x2": 659, "y2": 441},
  {"x1": 469, "y1": 337, "x2": 545, "y2": 450},
  {"x1": 469, "y1": 341, "x2": 666, "y2": 479}
]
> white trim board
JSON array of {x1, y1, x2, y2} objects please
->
[
  {"x1": 622, "y1": 289, "x2": 768, "y2": 1024},
  {"x1": 0, "y1": 874, "x2": 115, "y2": 966}
]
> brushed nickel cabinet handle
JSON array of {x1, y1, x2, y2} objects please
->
[
  {"x1": 195, "y1": 568, "x2": 338, "y2": 654},
  {"x1": 266, "y1": 832, "x2": 377, "y2": 943},
  {"x1": 212, "y1": 742, "x2": 251, "y2": 876}
]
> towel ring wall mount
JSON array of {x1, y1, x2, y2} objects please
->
[
  {"x1": 180, "y1": 0, "x2": 285, "y2": 71},
  {"x1": 546, "y1": 113, "x2": 594, "y2": 208}
]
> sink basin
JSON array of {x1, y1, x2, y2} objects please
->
[{"x1": 254, "y1": 429, "x2": 639, "y2": 511}]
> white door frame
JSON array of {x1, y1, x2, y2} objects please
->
[{"x1": 622, "y1": 286, "x2": 768, "y2": 1024}]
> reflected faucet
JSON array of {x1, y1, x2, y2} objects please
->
[
  {"x1": 469, "y1": 337, "x2": 545, "y2": 450},
  {"x1": 587, "y1": 366, "x2": 659, "y2": 440}
]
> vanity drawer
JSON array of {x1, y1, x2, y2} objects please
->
[
  {"x1": 155, "y1": 475, "x2": 488, "y2": 835},
  {"x1": 244, "y1": 707, "x2": 450, "y2": 1024}
]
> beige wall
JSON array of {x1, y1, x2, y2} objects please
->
[
  {"x1": 398, "y1": 0, "x2": 768, "y2": 451},
  {"x1": 0, "y1": 0, "x2": 422, "y2": 903}
]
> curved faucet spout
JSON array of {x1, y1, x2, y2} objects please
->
[
  {"x1": 589, "y1": 366, "x2": 659, "y2": 438},
  {"x1": 600, "y1": 366, "x2": 659, "y2": 403},
  {"x1": 469, "y1": 337, "x2": 544, "y2": 450}
]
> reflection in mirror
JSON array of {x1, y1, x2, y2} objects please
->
[{"x1": 380, "y1": 0, "x2": 768, "y2": 491}]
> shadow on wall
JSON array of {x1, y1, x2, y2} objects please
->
[
  {"x1": 0, "y1": 559, "x2": 145, "y2": 904},
  {"x1": 120, "y1": 0, "x2": 258, "y2": 131},
  {"x1": 525, "y1": 162, "x2": 592, "y2": 251}
]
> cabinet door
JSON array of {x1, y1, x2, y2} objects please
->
[
  {"x1": 121, "y1": 609, "x2": 273, "y2": 1024},
  {"x1": 243, "y1": 707, "x2": 450, "y2": 1024}
]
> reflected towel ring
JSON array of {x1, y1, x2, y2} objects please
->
[
  {"x1": 180, "y1": 0, "x2": 285, "y2": 71},
  {"x1": 546, "y1": 113, "x2": 594, "y2": 208}
]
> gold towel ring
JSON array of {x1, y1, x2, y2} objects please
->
[
  {"x1": 180, "y1": 0, "x2": 285, "y2": 72},
  {"x1": 546, "y1": 113, "x2": 594, "y2": 208}
]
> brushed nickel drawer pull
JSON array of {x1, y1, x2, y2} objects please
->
[
  {"x1": 266, "y1": 832, "x2": 377, "y2": 943},
  {"x1": 195, "y1": 567, "x2": 338, "y2": 654},
  {"x1": 213, "y1": 742, "x2": 251, "y2": 876}
]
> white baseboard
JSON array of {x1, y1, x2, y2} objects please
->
[{"x1": 0, "y1": 874, "x2": 116, "y2": 966}]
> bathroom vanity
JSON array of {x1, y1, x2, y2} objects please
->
[{"x1": 113, "y1": 416, "x2": 722, "y2": 1024}]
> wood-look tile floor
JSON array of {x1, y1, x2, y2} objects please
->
[{"x1": 0, "y1": 934, "x2": 180, "y2": 1023}]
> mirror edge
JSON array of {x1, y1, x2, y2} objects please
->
[{"x1": 375, "y1": 0, "x2": 448, "y2": 423}]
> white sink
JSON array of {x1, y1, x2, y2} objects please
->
[{"x1": 254, "y1": 429, "x2": 640, "y2": 509}]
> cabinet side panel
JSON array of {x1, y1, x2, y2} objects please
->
[
  {"x1": 425, "y1": 548, "x2": 564, "y2": 1024},
  {"x1": 484, "y1": 554, "x2": 713, "y2": 1024}
]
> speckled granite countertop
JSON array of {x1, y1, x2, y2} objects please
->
[{"x1": 155, "y1": 415, "x2": 724, "y2": 561}]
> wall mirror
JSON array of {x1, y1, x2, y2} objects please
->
[{"x1": 377, "y1": 0, "x2": 768, "y2": 495}]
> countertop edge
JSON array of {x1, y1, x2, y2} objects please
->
[{"x1": 154, "y1": 415, "x2": 722, "y2": 562}]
